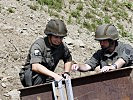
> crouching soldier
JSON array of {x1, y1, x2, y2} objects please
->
[{"x1": 19, "y1": 19, "x2": 72, "y2": 87}]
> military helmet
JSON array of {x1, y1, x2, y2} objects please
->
[
  {"x1": 95, "y1": 24, "x2": 119, "y2": 41},
  {"x1": 44, "y1": 19, "x2": 67, "y2": 37}
]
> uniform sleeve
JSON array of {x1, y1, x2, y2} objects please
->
[
  {"x1": 85, "y1": 50, "x2": 101, "y2": 70},
  {"x1": 29, "y1": 43, "x2": 43, "y2": 64},
  {"x1": 118, "y1": 44, "x2": 133, "y2": 65},
  {"x1": 62, "y1": 45, "x2": 72, "y2": 63}
]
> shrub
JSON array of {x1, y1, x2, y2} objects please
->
[
  {"x1": 71, "y1": 10, "x2": 80, "y2": 18},
  {"x1": 7, "y1": 8, "x2": 15, "y2": 13},
  {"x1": 76, "y1": 3, "x2": 83, "y2": 11},
  {"x1": 37, "y1": 0, "x2": 63, "y2": 11}
]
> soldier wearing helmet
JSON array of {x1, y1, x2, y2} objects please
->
[
  {"x1": 72, "y1": 24, "x2": 133, "y2": 72},
  {"x1": 19, "y1": 19, "x2": 72, "y2": 87}
]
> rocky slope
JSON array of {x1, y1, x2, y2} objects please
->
[{"x1": 0, "y1": 0, "x2": 132, "y2": 100}]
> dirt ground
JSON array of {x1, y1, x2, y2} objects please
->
[{"x1": 0, "y1": 0, "x2": 132, "y2": 100}]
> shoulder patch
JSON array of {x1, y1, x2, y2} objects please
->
[{"x1": 34, "y1": 49, "x2": 41, "y2": 56}]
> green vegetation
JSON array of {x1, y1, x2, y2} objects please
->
[
  {"x1": 76, "y1": 3, "x2": 83, "y2": 11},
  {"x1": 7, "y1": 7, "x2": 15, "y2": 13},
  {"x1": 48, "y1": 9, "x2": 60, "y2": 18},
  {"x1": 29, "y1": 0, "x2": 132, "y2": 41},
  {"x1": 117, "y1": 23, "x2": 129, "y2": 37},
  {"x1": 89, "y1": 0, "x2": 99, "y2": 9},
  {"x1": 83, "y1": 21, "x2": 96, "y2": 32},
  {"x1": 69, "y1": 0, "x2": 76, "y2": 4},
  {"x1": 71, "y1": 10, "x2": 80, "y2": 18},
  {"x1": 37, "y1": 0, "x2": 63, "y2": 11},
  {"x1": 124, "y1": 1, "x2": 132, "y2": 9},
  {"x1": 67, "y1": 15, "x2": 72, "y2": 24},
  {"x1": 84, "y1": 12, "x2": 94, "y2": 19},
  {"x1": 104, "y1": 16, "x2": 110, "y2": 23},
  {"x1": 28, "y1": 4, "x2": 39, "y2": 11},
  {"x1": 93, "y1": 19, "x2": 103, "y2": 25}
]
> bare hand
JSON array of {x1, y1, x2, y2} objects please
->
[
  {"x1": 100, "y1": 65, "x2": 116, "y2": 72},
  {"x1": 71, "y1": 64, "x2": 79, "y2": 71},
  {"x1": 54, "y1": 74, "x2": 64, "y2": 81}
]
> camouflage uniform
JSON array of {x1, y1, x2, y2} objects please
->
[{"x1": 85, "y1": 41, "x2": 133, "y2": 70}]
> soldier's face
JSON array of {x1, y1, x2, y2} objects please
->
[
  {"x1": 99, "y1": 40, "x2": 109, "y2": 49},
  {"x1": 51, "y1": 35, "x2": 63, "y2": 45}
]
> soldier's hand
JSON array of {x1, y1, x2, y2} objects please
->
[
  {"x1": 71, "y1": 64, "x2": 79, "y2": 71},
  {"x1": 54, "y1": 74, "x2": 64, "y2": 81},
  {"x1": 100, "y1": 65, "x2": 116, "y2": 72}
]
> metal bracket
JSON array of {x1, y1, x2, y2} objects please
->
[
  {"x1": 52, "y1": 79, "x2": 74, "y2": 100},
  {"x1": 65, "y1": 79, "x2": 74, "y2": 100}
]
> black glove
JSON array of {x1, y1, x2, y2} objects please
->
[{"x1": 62, "y1": 72, "x2": 70, "y2": 79}]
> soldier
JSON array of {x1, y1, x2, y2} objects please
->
[
  {"x1": 20, "y1": 19, "x2": 72, "y2": 87},
  {"x1": 72, "y1": 24, "x2": 133, "y2": 72}
]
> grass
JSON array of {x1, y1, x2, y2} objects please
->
[
  {"x1": 7, "y1": 8, "x2": 15, "y2": 13},
  {"x1": 94, "y1": 19, "x2": 103, "y2": 25},
  {"x1": 69, "y1": 0, "x2": 77, "y2": 4},
  {"x1": 104, "y1": 16, "x2": 110, "y2": 23},
  {"x1": 76, "y1": 3, "x2": 83, "y2": 11},
  {"x1": 67, "y1": 15, "x2": 72, "y2": 24},
  {"x1": 37, "y1": 0, "x2": 63, "y2": 11},
  {"x1": 89, "y1": 0, "x2": 99, "y2": 9},
  {"x1": 117, "y1": 24, "x2": 127, "y2": 37},
  {"x1": 48, "y1": 9, "x2": 60, "y2": 18},
  {"x1": 84, "y1": 12, "x2": 94, "y2": 19},
  {"x1": 34, "y1": 0, "x2": 132, "y2": 40},
  {"x1": 28, "y1": 4, "x2": 39, "y2": 11},
  {"x1": 83, "y1": 21, "x2": 97, "y2": 32},
  {"x1": 71, "y1": 10, "x2": 80, "y2": 18},
  {"x1": 124, "y1": 1, "x2": 132, "y2": 9}
]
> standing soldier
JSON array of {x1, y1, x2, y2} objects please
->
[
  {"x1": 20, "y1": 19, "x2": 72, "y2": 87},
  {"x1": 72, "y1": 24, "x2": 133, "y2": 72}
]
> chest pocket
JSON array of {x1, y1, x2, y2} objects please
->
[
  {"x1": 43, "y1": 46, "x2": 64, "y2": 71},
  {"x1": 43, "y1": 49, "x2": 55, "y2": 70},
  {"x1": 36, "y1": 38, "x2": 55, "y2": 70},
  {"x1": 100, "y1": 56, "x2": 108, "y2": 68},
  {"x1": 38, "y1": 38, "x2": 64, "y2": 71},
  {"x1": 100, "y1": 53, "x2": 118, "y2": 68}
]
